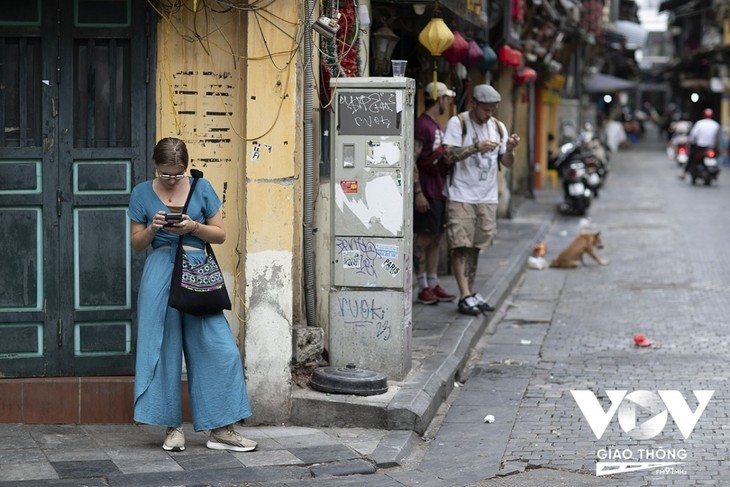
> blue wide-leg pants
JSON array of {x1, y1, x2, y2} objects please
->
[{"x1": 133, "y1": 247, "x2": 251, "y2": 431}]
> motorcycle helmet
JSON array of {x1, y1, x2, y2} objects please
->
[{"x1": 703, "y1": 108, "x2": 714, "y2": 118}]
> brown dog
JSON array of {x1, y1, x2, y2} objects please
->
[{"x1": 549, "y1": 232, "x2": 608, "y2": 268}]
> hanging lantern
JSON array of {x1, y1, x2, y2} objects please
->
[
  {"x1": 462, "y1": 39, "x2": 485, "y2": 70},
  {"x1": 477, "y1": 44, "x2": 498, "y2": 73},
  {"x1": 442, "y1": 31, "x2": 469, "y2": 65},
  {"x1": 514, "y1": 66, "x2": 538, "y2": 85},
  {"x1": 498, "y1": 45, "x2": 522, "y2": 67},
  {"x1": 418, "y1": 17, "x2": 454, "y2": 100}
]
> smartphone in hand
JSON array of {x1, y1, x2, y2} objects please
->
[{"x1": 164, "y1": 213, "x2": 182, "y2": 227}]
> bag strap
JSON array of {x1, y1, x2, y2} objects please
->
[
  {"x1": 455, "y1": 112, "x2": 507, "y2": 176},
  {"x1": 181, "y1": 168, "x2": 203, "y2": 215},
  {"x1": 177, "y1": 169, "x2": 203, "y2": 249},
  {"x1": 492, "y1": 117, "x2": 506, "y2": 172},
  {"x1": 458, "y1": 113, "x2": 467, "y2": 139}
]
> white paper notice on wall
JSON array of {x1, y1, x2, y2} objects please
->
[
  {"x1": 396, "y1": 91, "x2": 403, "y2": 114},
  {"x1": 366, "y1": 141, "x2": 401, "y2": 166}
]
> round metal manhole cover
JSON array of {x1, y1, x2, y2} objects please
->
[{"x1": 309, "y1": 363, "x2": 388, "y2": 396}]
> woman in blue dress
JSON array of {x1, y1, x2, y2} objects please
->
[{"x1": 128, "y1": 137, "x2": 255, "y2": 452}]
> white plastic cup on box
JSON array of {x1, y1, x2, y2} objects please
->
[{"x1": 391, "y1": 59, "x2": 407, "y2": 77}]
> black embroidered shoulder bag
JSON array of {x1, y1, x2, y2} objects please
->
[{"x1": 168, "y1": 170, "x2": 232, "y2": 316}]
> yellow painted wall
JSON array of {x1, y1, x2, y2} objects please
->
[
  {"x1": 154, "y1": 2, "x2": 302, "y2": 424},
  {"x1": 241, "y1": 0, "x2": 301, "y2": 424},
  {"x1": 153, "y1": 4, "x2": 247, "y2": 336},
  {"x1": 541, "y1": 76, "x2": 564, "y2": 189},
  {"x1": 494, "y1": 68, "x2": 515, "y2": 216}
]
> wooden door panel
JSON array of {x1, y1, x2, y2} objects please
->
[
  {"x1": 75, "y1": 207, "x2": 131, "y2": 309},
  {"x1": 0, "y1": 207, "x2": 43, "y2": 309},
  {"x1": 0, "y1": 0, "x2": 151, "y2": 378}
]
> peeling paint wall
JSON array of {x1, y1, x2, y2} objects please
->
[
  {"x1": 241, "y1": 2, "x2": 300, "y2": 424},
  {"x1": 155, "y1": 2, "x2": 300, "y2": 424}
]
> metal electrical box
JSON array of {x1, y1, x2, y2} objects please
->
[{"x1": 328, "y1": 77, "x2": 415, "y2": 381}]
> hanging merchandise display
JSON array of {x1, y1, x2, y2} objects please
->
[
  {"x1": 462, "y1": 39, "x2": 485, "y2": 70},
  {"x1": 514, "y1": 66, "x2": 537, "y2": 85},
  {"x1": 498, "y1": 45, "x2": 522, "y2": 67},
  {"x1": 477, "y1": 44, "x2": 498, "y2": 73},
  {"x1": 319, "y1": 0, "x2": 362, "y2": 104},
  {"x1": 442, "y1": 31, "x2": 469, "y2": 65},
  {"x1": 418, "y1": 15, "x2": 454, "y2": 100},
  {"x1": 336, "y1": 1, "x2": 360, "y2": 77}
]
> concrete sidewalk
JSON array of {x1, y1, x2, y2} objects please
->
[{"x1": 0, "y1": 189, "x2": 559, "y2": 486}]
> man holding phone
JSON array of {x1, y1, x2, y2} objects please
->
[{"x1": 440, "y1": 84, "x2": 521, "y2": 316}]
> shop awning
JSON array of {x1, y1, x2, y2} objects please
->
[
  {"x1": 583, "y1": 73, "x2": 637, "y2": 93},
  {"x1": 659, "y1": 0, "x2": 699, "y2": 12}
]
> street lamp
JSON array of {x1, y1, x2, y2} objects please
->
[{"x1": 372, "y1": 25, "x2": 400, "y2": 75}]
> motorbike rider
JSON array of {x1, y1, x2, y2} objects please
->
[{"x1": 680, "y1": 108, "x2": 720, "y2": 179}]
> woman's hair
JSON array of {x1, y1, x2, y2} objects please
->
[{"x1": 152, "y1": 137, "x2": 189, "y2": 169}]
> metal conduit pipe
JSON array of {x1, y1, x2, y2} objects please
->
[{"x1": 303, "y1": 0, "x2": 317, "y2": 327}]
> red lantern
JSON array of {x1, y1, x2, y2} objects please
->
[
  {"x1": 498, "y1": 46, "x2": 522, "y2": 67},
  {"x1": 462, "y1": 40, "x2": 485, "y2": 70},
  {"x1": 514, "y1": 67, "x2": 537, "y2": 84},
  {"x1": 442, "y1": 31, "x2": 469, "y2": 65}
]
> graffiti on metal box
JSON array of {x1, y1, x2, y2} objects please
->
[
  {"x1": 335, "y1": 296, "x2": 392, "y2": 341},
  {"x1": 338, "y1": 92, "x2": 396, "y2": 115},
  {"x1": 335, "y1": 237, "x2": 378, "y2": 277}
]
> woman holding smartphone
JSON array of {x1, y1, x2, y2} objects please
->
[{"x1": 127, "y1": 137, "x2": 255, "y2": 453}]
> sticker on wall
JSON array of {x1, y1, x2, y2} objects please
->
[
  {"x1": 342, "y1": 250, "x2": 362, "y2": 269},
  {"x1": 340, "y1": 180, "x2": 359, "y2": 193},
  {"x1": 382, "y1": 258, "x2": 401, "y2": 277},
  {"x1": 375, "y1": 244, "x2": 399, "y2": 259}
]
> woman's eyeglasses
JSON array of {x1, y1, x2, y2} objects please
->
[{"x1": 158, "y1": 172, "x2": 186, "y2": 180}]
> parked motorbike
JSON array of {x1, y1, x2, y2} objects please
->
[
  {"x1": 581, "y1": 130, "x2": 610, "y2": 197},
  {"x1": 551, "y1": 139, "x2": 592, "y2": 216},
  {"x1": 584, "y1": 154, "x2": 604, "y2": 198},
  {"x1": 689, "y1": 147, "x2": 720, "y2": 185}
]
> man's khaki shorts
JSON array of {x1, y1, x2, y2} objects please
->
[{"x1": 445, "y1": 201, "x2": 497, "y2": 249}]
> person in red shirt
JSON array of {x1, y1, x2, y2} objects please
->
[{"x1": 413, "y1": 82, "x2": 457, "y2": 305}]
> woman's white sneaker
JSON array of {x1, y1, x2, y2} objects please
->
[
  {"x1": 206, "y1": 424, "x2": 257, "y2": 452},
  {"x1": 162, "y1": 426, "x2": 185, "y2": 451}
]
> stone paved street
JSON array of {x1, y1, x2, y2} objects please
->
[{"x1": 450, "y1": 126, "x2": 730, "y2": 486}]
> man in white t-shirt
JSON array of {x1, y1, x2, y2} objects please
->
[{"x1": 441, "y1": 84, "x2": 521, "y2": 316}]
